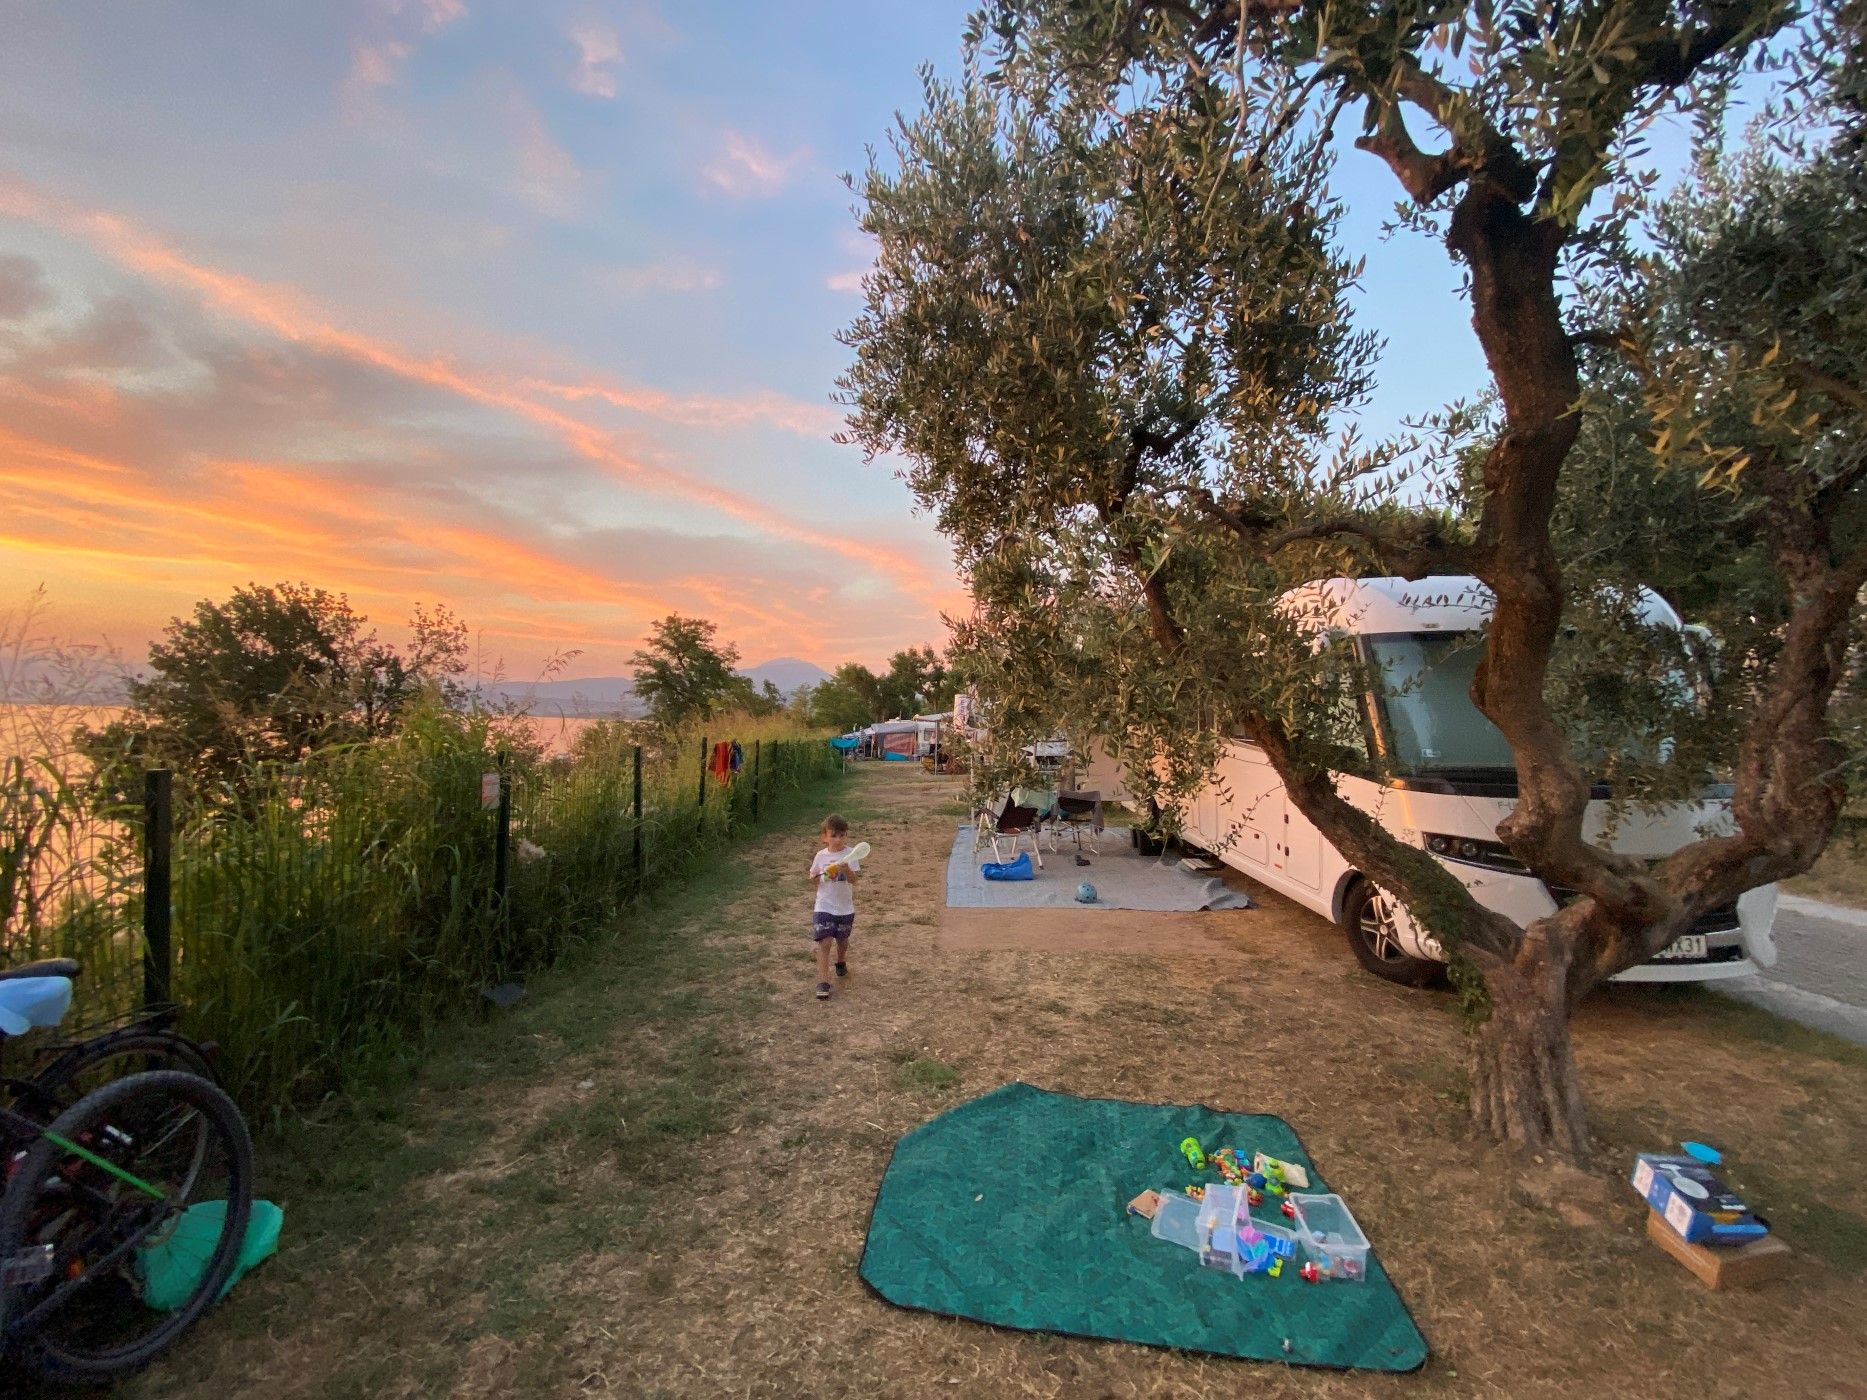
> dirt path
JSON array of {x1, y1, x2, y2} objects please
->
[{"x1": 133, "y1": 764, "x2": 1867, "y2": 1399}]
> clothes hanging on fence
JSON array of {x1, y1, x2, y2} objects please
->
[
  {"x1": 730, "y1": 741, "x2": 744, "y2": 773},
  {"x1": 710, "y1": 741, "x2": 735, "y2": 784}
]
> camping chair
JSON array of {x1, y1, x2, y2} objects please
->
[
  {"x1": 1054, "y1": 790, "x2": 1105, "y2": 854},
  {"x1": 974, "y1": 795, "x2": 1050, "y2": 869}
]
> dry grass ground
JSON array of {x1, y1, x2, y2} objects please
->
[{"x1": 124, "y1": 764, "x2": 1867, "y2": 1400}]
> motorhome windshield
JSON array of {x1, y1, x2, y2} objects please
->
[{"x1": 1365, "y1": 632, "x2": 1515, "y2": 773}]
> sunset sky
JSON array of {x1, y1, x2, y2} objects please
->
[{"x1": 3, "y1": 2, "x2": 1712, "y2": 678}]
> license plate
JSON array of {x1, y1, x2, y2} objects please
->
[{"x1": 1654, "y1": 934, "x2": 1708, "y2": 962}]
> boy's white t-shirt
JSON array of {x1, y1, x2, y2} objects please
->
[{"x1": 811, "y1": 846, "x2": 861, "y2": 917}]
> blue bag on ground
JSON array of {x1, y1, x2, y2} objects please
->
[{"x1": 980, "y1": 852, "x2": 1034, "y2": 881}]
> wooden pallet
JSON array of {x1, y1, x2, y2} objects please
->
[{"x1": 1646, "y1": 1210, "x2": 1791, "y2": 1289}]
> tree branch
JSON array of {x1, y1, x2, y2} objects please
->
[
  {"x1": 1246, "y1": 712, "x2": 1520, "y2": 962},
  {"x1": 1353, "y1": 101, "x2": 1462, "y2": 205},
  {"x1": 1195, "y1": 490, "x2": 1475, "y2": 578},
  {"x1": 1630, "y1": 10, "x2": 1768, "y2": 89},
  {"x1": 1782, "y1": 359, "x2": 1867, "y2": 417},
  {"x1": 1390, "y1": 62, "x2": 1539, "y2": 204}
]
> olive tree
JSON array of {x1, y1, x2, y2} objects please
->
[{"x1": 840, "y1": 0, "x2": 1865, "y2": 1157}]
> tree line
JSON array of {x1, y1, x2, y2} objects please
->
[
  {"x1": 72, "y1": 586, "x2": 956, "y2": 794},
  {"x1": 629, "y1": 613, "x2": 955, "y2": 731}
]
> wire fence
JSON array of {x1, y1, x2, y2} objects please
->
[{"x1": 2, "y1": 721, "x2": 841, "y2": 1113}]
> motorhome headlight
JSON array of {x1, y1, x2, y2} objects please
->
[{"x1": 1422, "y1": 834, "x2": 1530, "y2": 874}]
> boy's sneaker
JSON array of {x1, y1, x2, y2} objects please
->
[
  {"x1": 835, "y1": 961, "x2": 848, "y2": 978},
  {"x1": 815, "y1": 982, "x2": 831, "y2": 1000}
]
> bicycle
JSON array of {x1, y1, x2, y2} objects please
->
[{"x1": 1, "y1": 959, "x2": 254, "y2": 1384}]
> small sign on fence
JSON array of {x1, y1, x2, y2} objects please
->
[{"x1": 481, "y1": 771, "x2": 501, "y2": 811}]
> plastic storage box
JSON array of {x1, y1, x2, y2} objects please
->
[
  {"x1": 1197, "y1": 1184, "x2": 1251, "y2": 1276},
  {"x1": 1150, "y1": 1191, "x2": 1205, "y2": 1252},
  {"x1": 1236, "y1": 1220, "x2": 1299, "y2": 1275},
  {"x1": 1290, "y1": 1193, "x2": 1370, "y2": 1281}
]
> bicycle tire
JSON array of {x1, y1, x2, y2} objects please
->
[
  {"x1": 32, "y1": 1029, "x2": 218, "y2": 1106},
  {"x1": 0, "y1": 1070, "x2": 255, "y2": 1384}
]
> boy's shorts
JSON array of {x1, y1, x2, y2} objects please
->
[{"x1": 811, "y1": 912, "x2": 855, "y2": 942}]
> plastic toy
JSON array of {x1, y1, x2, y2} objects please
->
[
  {"x1": 1245, "y1": 1172, "x2": 1266, "y2": 1190},
  {"x1": 822, "y1": 841, "x2": 872, "y2": 883},
  {"x1": 1300, "y1": 1260, "x2": 1325, "y2": 1283},
  {"x1": 1211, "y1": 1148, "x2": 1247, "y2": 1185},
  {"x1": 1252, "y1": 1152, "x2": 1310, "y2": 1189},
  {"x1": 1280, "y1": 1199, "x2": 1298, "y2": 1220},
  {"x1": 1184, "y1": 1185, "x2": 1205, "y2": 1200},
  {"x1": 1179, "y1": 1137, "x2": 1207, "y2": 1171},
  {"x1": 1246, "y1": 1188, "x2": 1263, "y2": 1208},
  {"x1": 1681, "y1": 1140, "x2": 1722, "y2": 1165},
  {"x1": 1075, "y1": 881, "x2": 1099, "y2": 903},
  {"x1": 1269, "y1": 1258, "x2": 1284, "y2": 1278}
]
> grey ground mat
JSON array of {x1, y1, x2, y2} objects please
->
[{"x1": 945, "y1": 823, "x2": 1254, "y2": 911}]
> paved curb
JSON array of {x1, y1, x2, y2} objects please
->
[
  {"x1": 1777, "y1": 894, "x2": 1867, "y2": 930},
  {"x1": 1716, "y1": 975, "x2": 1867, "y2": 1046}
]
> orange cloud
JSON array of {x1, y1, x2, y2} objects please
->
[
  {"x1": 0, "y1": 421, "x2": 850, "y2": 667},
  {"x1": 0, "y1": 179, "x2": 952, "y2": 614}
]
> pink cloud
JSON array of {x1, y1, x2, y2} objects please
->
[
  {"x1": 525, "y1": 377, "x2": 841, "y2": 438},
  {"x1": 0, "y1": 253, "x2": 53, "y2": 320},
  {"x1": 504, "y1": 93, "x2": 583, "y2": 217},
  {"x1": 349, "y1": 39, "x2": 412, "y2": 90},
  {"x1": 602, "y1": 258, "x2": 725, "y2": 295},
  {"x1": 345, "y1": 0, "x2": 464, "y2": 99},
  {"x1": 390, "y1": 0, "x2": 465, "y2": 33},
  {"x1": 826, "y1": 228, "x2": 875, "y2": 295},
  {"x1": 568, "y1": 21, "x2": 622, "y2": 99},
  {"x1": 700, "y1": 131, "x2": 809, "y2": 199}
]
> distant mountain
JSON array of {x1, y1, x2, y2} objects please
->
[
  {"x1": 468, "y1": 658, "x2": 829, "y2": 716},
  {"x1": 741, "y1": 657, "x2": 830, "y2": 696}
]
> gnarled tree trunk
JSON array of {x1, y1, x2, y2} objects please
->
[{"x1": 1467, "y1": 937, "x2": 1590, "y2": 1157}]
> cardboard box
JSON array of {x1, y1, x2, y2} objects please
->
[
  {"x1": 1646, "y1": 1211, "x2": 1790, "y2": 1290},
  {"x1": 1630, "y1": 1153, "x2": 1770, "y2": 1246}
]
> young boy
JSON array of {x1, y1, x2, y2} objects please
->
[{"x1": 807, "y1": 813, "x2": 861, "y2": 1000}]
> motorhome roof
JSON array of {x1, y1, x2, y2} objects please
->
[{"x1": 1278, "y1": 576, "x2": 1683, "y2": 635}]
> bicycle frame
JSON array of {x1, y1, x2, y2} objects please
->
[{"x1": 1, "y1": 1098, "x2": 169, "y2": 1202}]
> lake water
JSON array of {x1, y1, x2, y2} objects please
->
[{"x1": 0, "y1": 703, "x2": 620, "y2": 763}]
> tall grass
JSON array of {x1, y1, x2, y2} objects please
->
[{"x1": 4, "y1": 705, "x2": 841, "y2": 1115}]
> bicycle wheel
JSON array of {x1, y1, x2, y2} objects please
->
[
  {"x1": 31, "y1": 1029, "x2": 218, "y2": 1110},
  {"x1": 0, "y1": 1070, "x2": 254, "y2": 1383}
]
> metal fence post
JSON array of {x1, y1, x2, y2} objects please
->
[
  {"x1": 751, "y1": 740, "x2": 762, "y2": 822},
  {"x1": 632, "y1": 744, "x2": 644, "y2": 889},
  {"x1": 143, "y1": 769, "x2": 173, "y2": 1008},
  {"x1": 494, "y1": 752, "x2": 511, "y2": 916},
  {"x1": 698, "y1": 733, "x2": 709, "y2": 812}
]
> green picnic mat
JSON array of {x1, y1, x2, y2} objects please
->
[{"x1": 859, "y1": 1082, "x2": 1428, "y2": 1372}]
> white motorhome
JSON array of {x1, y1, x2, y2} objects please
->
[{"x1": 1174, "y1": 576, "x2": 1779, "y2": 986}]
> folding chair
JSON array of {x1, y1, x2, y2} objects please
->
[{"x1": 975, "y1": 795, "x2": 1049, "y2": 869}]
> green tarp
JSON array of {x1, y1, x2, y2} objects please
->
[{"x1": 859, "y1": 1083, "x2": 1428, "y2": 1372}]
